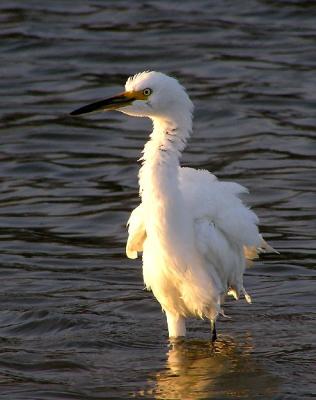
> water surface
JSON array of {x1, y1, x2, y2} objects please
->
[{"x1": 0, "y1": 1, "x2": 315, "y2": 398}]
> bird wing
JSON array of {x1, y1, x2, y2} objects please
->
[
  {"x1": 126, "y1": 204, "x2": 146, "y2": 259},
  {"x1": 179, "y1": 167, "x2": 267, "y2": 299},
  {"x1": 126, "y1": 168, "x2": 278, "y2": 287},
  {"x1": 179, "y1": 167, "x2": 261, "y2": 246}
]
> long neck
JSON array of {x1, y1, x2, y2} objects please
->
[
  {"x1": 138, "y1": 112, "x2": 194, "y2": 258},
  {"x1": 139, "y1": 114, "x2": 192, "y2": 199}
]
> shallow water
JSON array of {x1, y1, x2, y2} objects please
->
[{"x1": 0, "y1": 0, "x2": 315, "y2": 398}]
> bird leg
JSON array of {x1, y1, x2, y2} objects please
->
[
  {"x1": 165, "y1": 311, "x2": 186, "y2": 338},
  {"x1": 210, "y1": 319, "x2": 217, "y2": 342}
]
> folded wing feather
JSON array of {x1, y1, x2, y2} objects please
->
[
  {"x1": 126, "y1": 204, "x2": 146, "y2": 259},
  {"x1": 126, "y1": 168, "x2": 278, "y2": 270}
]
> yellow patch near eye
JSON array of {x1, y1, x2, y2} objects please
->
[{"x1": 125, "y1": 90, "x2": 148, "y2": 100}]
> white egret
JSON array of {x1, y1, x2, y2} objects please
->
[{"x1": 70, "y1": 71, "x2": 277, "y2": 340}]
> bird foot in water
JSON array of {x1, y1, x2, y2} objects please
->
[{"x1": 210, "y1": 320, "x2": 217, "y2": 342}]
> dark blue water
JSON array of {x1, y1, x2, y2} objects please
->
[{"x1": 0, "y1": 1, "x2": 315, "y2": 398}]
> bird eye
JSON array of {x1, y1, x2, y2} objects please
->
[{"x1": 143, "y1": 88, "x2": 152, "y2": 96}]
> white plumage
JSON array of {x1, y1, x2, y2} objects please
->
[{"x1": 71, "y1": 71, "x2": 277, "y2": 339}]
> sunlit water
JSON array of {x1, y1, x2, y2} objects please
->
[{"x1": 0, "y1": 1, "x2": 315, "y2": 399}]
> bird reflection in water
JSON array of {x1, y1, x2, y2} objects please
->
[{"x1": 141, "y1": 336, "x2": 279, "y2": 399}]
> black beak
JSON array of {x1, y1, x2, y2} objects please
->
[{"x1": 70, "y1": 92, "x2": 135, "y2": 116}]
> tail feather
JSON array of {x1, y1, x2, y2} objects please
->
[
  {"x1": 258, "y1": 236, "x2": 279, "y2": 255},
  {"x1": 244, "y1": 235, "x2": 279, "y2": 267}
]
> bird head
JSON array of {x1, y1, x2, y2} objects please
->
[{"x1": 70, "y1": 71, "x2": 193, "y2": 120}]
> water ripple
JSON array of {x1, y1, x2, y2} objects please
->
[{"x1": 0, "y1": 0, "x2": 315, "y2": 398}]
